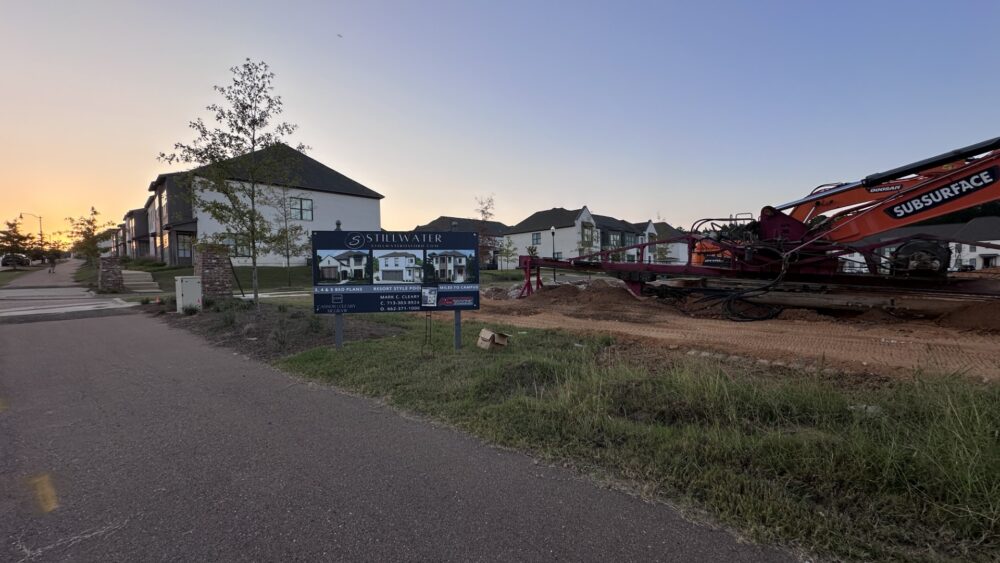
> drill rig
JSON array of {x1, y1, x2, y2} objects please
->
[{"x1": 518, "y1": 136, "x2": 1000, "y2": 316}]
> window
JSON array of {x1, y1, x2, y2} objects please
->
[
  {"x1": 554, "y1": 251, "x2": 563, "y2": 259},
  {"x1": 290, "y1": 197, "x2": 313, "y2": 221},
  {"x1": 623, "y1": 233, "x2": 636, "y2": 246},
  {"x1": 224, "y1": 234, "x2": 251, "y2": 257},
  {"x1": 969, "y1": 245, "x2": 977, "y2": 252},
  {"x1": 531, "y1": 232, "x2": 541, "y2": 245},
  {"x1": 968, "y1": 258, "x2": 977, "y2": 267},
  {"x1": 608, "y1": 232, "x2": 622, "y2": 247},
  {"x1": 177, "y1": 233, "x2": 193, "y2": 259},
  {"x1": 581, "y1": 224, "x2": 594, "y2": 246},
  {"x1": 354, "y1": 256, "x2": 363, "y2": 266}
]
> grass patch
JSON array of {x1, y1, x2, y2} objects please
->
[
  {"x1": 0, "y1": 267, "x2": 39, "y2": 287},
  {"x1": 73, "y1": 262, "x2": 98, "y2": 287},
  {"x1": 480, "y1": 269, "x2": 526, "y2": 282},
  {"x1": 278, "y1": 315, "x2": 1000, "y2": 561},
  {"x1": 150, "y1": 267, "x2": 194, "y2": 291}
]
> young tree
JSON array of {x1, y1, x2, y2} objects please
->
[
  {"x1": 65, "y1": 208, "x2": 113, "y2": 265},
  {"x1": 160, "y1": 58, "x2": 306, "y2": 306},
  {"x1": 499, "y1": 237, "x2": 517, "y2": 269},
  {"x1": 474, "y1": 195, "x2": 496, "y2": 267},
  {"x1": 0, "y1": 219, "x2": 35, "y2": 270},
  {"x1": 263, "y1": 186, "x2": 310, "y2": 287}
]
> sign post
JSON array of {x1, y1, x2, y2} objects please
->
[
  {"x1": 334, "y1": 313, "x2": 344, "y2": 349},
  {"x1": 311, "y1": 231, "x2": 480, "y2": 351}
]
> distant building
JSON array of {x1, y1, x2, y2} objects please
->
[
  {"x1": 840, "y1": 216, "x2": 1000, "y2": 272},
  {"x1": 123, "y1": 208, "x2": 149, "y2": 258},
  {"x1": 146, "y1": 144, "x2": 383, "y2": 266},
  {"x1": 502, "y1": 207, "x2": 598, "y2": 269},
  {"x1": 414, "y1": 216, "x2": 510, "y2": 268},
  {"x1": 500, "y1": 206, "x2": 685, "y2": 269}
]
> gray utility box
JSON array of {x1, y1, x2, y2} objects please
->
[{"x1": 175, "y1": 276, "x2": 203, "y2": 313}]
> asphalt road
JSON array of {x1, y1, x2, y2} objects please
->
[{"x1": 0, "y1": 274, "x2": 794, "y2": 561}]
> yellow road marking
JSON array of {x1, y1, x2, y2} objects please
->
[{"x1": 28, "y1": 473, "x2": 59, "y2": 513}]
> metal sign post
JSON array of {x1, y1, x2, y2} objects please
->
[
  {"x1": 334, "y1": 313, "x2": 344, "y2": 349},
  {"x1": 454, "y1": 310, "x2": 461, "y2": 350}
]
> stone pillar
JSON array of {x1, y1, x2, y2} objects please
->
[
  {"x1": 98, "y1": 257, "x2": 124, "y2": 292},
  {"x1": 194, "y1": 244, "x2": 233, "y2": 299}
]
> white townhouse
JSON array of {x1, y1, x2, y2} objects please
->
[
  {"x1": 500, "y1": 207, "x2": 689, "y2": 269},
  {"x1": 427, "y1": 250, "x2": 470, "y2": 282},
  {"x1": 376, "y1": 252, "x2": 423, "y2": 283},
  {"x1": 643, "y1": 221, "x2": 690, "y2": 265},
  {"x1": 318, "y1": 250, "x2": 368, "y2": 282},
  {"x1": 502, "y1": 207, "x2": 600, "y2": 269},
  {"x1": 147, "y1": 144, "x2": 383, "y2": 266}
]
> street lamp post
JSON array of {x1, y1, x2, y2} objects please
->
[
  {"x1": 550, "y1": 225, "x2": 556, "y2": 282},
  {"x1": 19, "y1": 212, "x2": 44, "y2": 260}
]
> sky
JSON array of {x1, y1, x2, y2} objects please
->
[{"x1": 2, "y1": 0, "x2": 999, "y2": 240}]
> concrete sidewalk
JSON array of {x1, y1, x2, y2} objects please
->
[
  {"x1": 0, "y1": 259, "x2": 136, "y2": 318},
  {"x1": 0, "y1": 313, "x2": 792, "y2": 562},
  {"x1": 3, "y1": 258, "x2": 83, "y2": 288}
]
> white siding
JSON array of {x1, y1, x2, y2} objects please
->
[{"x1": 194, "y1": 180, "x2": 381, "y2": 266}]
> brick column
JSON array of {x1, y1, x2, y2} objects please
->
[
  {"x1": 98, "y1": 256, "x2": 124, "y2": 292},
  {"x1": 194, "y1": 244, "x2": 233, "y2": 299}
]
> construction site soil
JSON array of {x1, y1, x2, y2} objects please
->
[{"x1": 473, "y1": 280, "x2": 1000, "y2": 381}]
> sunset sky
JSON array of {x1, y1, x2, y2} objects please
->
[{"x1": 3, "y1": 1, "x2": 998, "y2": 239}]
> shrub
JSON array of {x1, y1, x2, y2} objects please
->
[
  {"x1": 182, "y1": 305, "x2": 199, "y2": 316},
  {"x1": 219, "y1": 309, "x2": 237, "y2": 328},
  {"x1": 139, "y1": 297, "x2": 151, "y2": 305}
]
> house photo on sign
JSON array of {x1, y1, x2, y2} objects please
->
[{"x1": 312, "y1": 231, "x2": 480, "y2": 314}]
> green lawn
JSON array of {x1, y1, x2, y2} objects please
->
[
  {"x1": 77, "y1": 261, "x2": 313, "y2": 293},
  {"x1": 146, "y1": 266, "x2": 312, "y2": 293},
  {"x1": 0, "y1": 267, "x2": 39, "y2": 287},
  {"x1": 276, "y1": 313, "x2": 1000, "y2": 562}
]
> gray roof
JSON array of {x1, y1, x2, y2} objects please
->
[
  {"x1": 428, "y1": 250, "x2": 469, "y2": 257},
  {"x1": 415, "y1": 216, "x2": 509, "y2": 236},
  {"x1": 331, "y1": 250, "x2": 368, "y2": 260},
  {"x1": 652, "y1": 221, "x2": 685, "y2": 240},
  {"x1": 151, "y1": 144, "x2": 383, "y2": 199},
  {"x1": 507, "y1": 208, "x2": 584, "y2": 234},
  {"x1": 379, "y1": 251, "x2": 419, "y2": 258},
  {"x1": 855, "y1": 216, "x2": 1000, "y2": 245},
  {"x1": 592, "y1": 214, "x2": 642, "y2": 234}
]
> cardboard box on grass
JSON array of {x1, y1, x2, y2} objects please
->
[{"x1": 477, "y1": 328, "x2": 511, "y2": 350}]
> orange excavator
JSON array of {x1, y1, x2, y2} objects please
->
[{"x1": 521, "y1": 136, "x2": 1000, "y2": 303}]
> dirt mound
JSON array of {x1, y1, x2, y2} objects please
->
[
  {"x1": 528, "y1": 280, "x2": 640, "y2": 307},
  {"x1": 482, "y1": 286, "x2": 512, "y2": 300},
  {"x1": 777, "y1": 308, "x2": 830, "y2": 322},
  {"x1": 852, "y1": 308, "x2": 904, "y2": 324},
  {"x1": 937, "y1": 301, "x2": 1000, "y2": 332},
  {"x1": 954, "y1": 267, "x2": 1000, "y2": 280}
]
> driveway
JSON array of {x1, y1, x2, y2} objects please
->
[{"x1": 0, "y1": 311, "x2": 794, "y2": 561}]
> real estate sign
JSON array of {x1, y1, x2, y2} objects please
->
[{"x1": 312, "y1": 231, "x2": 480, "y2": 314}]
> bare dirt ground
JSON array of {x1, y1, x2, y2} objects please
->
[{"x1": 473, "y1": 280, "x2": 1000, "y2": 380}]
